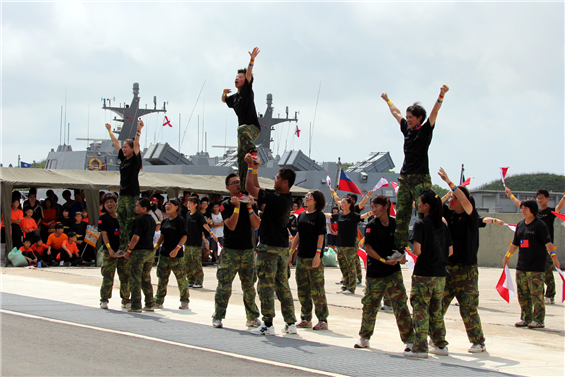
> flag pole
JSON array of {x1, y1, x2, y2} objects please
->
[{"x1": 460, "y1": 164, "x2": 464, "y2": 185}]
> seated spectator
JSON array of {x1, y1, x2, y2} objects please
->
[
  {"x1": 31, "y1": 238, "x2": 48, "y2": 263},
  {"x1": 10, "y1": 198, "x2": 24, "y2": 249},
  {"x1": 45, "y1": 223, "x2": 68, "y2": 266},
  {"x1": 23, "y1": 188, "x2": 43, "y2": 229},
  {"x1": 71, "y1": 211, "x2": 95, "y2": 263},
  {"x1": 59, "y1": 208, "x2": 73, "y2": 234},
  {"x1": 60, "y1": 231, "x2": 85, "y2": 266},
  {"x1": 41, "y1": 198, "x2": 58, "y2": 242},
  {"x1": 21, "y1": 207, "x2": 39, "y2": 242},
  {"x1": 20, "y1": 238, "x2": 39, "y2": 266}
]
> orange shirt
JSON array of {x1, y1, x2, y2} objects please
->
[
  {"x1": 19, "y1": 246, "x2": 33, "y2": 253},
  {"x1": 63, "y1": 240, "x2": 79, "y2": 254},
  {"x1": 42, "y1": 208, "x2": 57, "y2": 223},
  {"x1": 31, "y1": 243, "x2": 48, "y2": 256},
  {"x1": 20, "y1": 217, "x2": 38, "y2": 232},
  {"x1": 11, "y1": 208, "x2": 24, "y2": 225},
  {"x1": 46, "y1": 233, "x2": 68, "y2": 249}
]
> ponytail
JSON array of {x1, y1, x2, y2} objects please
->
[{"x1": 420, "y1": 189, "x2": 443, "y2": 230}]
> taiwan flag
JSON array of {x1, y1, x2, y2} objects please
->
[{"x1": 337, "y1": 170, "x2": 363, "y2": 195}]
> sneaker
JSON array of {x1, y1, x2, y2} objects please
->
[
  {"x1": 296, "y1": 320, "x2": 312, "y2": 328},
  {"x1": 121, "y1": 302, "x2": 131, "y2": 309},
  {"x1": 515, "y1": 320, "x2": 530, "y2": 327},
  {"x1": 283, "y1": 323, "x2": 298, "y2": 334},
  {"x1": 59, "y1": 261, "x2": 65, "y2": 266},
  {"x1": 313, "y1": 321, "x2": 328, "y2": 330},
  {"x1": 64, "y1": 262, "x2": 72, "y2": 267},
  {"x1": 179, "y1": 302, "x2": 189, "y2": 310},
  {"x1": 153, "y1": 303, "x2": 164, "y2": 309},
  {"x1": 342, "y1": 290, "x2": 354, "y2": 295},
  {"x1": 128, "y1": 308, "x2": 142, "y2": 313},
  {"x1": 404, "y1": 351, "x2": 428, "y2": 358},
  {"x1": 212, "y1": 319, "x2": 223, "y2": 328},
  {"x1": 188, "y1": 283, "x2": 194, "y2": 288},
  {"x1": 468, "y1": 343, "x2": 486, "y2": 353},
  {"x1": 429, "y1": 345, "x2": 449, "y2": 356},
  {"x1": 251, "y1": 323, "x2": 275, "y2": 335},
  {"x1": 335, "y1": 280, "x2": 344, "y2": 285},
  {"x1": 192, "y1": 284, "x2": 203, "y2": 289},
  {"x1": 380, "y1": 305, "x2": 393, "y2": 313},
  {"x1": 100, "y1": 301, "x2": 108, "y2": 310},
  {"x1": 527, "y1": 321, "x2": 545, "y2": 329},
  {"x1": 142, "y1": 305, "x2": 155, "y2": 312},
  {"x1": 545, "y1": 297, "x2": 555, "y2": 305},
  {"x1": 354, "y1": 337, "x2": 370, "y2": 348},
  {"x1": 404, "y1": 342, "x2": 413, "y2": 352},
  {"x1": 245, "y1": 318, "x2": 262, "y2": 328}
]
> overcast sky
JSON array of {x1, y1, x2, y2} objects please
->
[{"x1": 2, "y1": 1, "x2": 563, "y2": 189}]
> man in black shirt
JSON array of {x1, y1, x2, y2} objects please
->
[
  {"x1": 381, "y1": 85, "x2": 449, "y2": 252},
  {"x1": 124, "y1": 198, "x2": 156, "y2": 313},
  {"x1": 185, "y1": 197, "x2": 215, "y2": 289},
  {"x1": 506, "y1": 187, "x2": 565, "y2": 305},
  {"x1": 246, "y1": 154, "x2": 297, "y2": 335},
  {"x1": 212, "y1": 173, "x2": 261, "y2": 329},
  {"x1": 222, "y1": 47, "x2": 262, "y2": 193},
  {"x1": 106, "y1": 119, "x2": 144, "y2": 253},
  {"x1": 98, "y1": 193, "x2": 129, "y2": 310}
]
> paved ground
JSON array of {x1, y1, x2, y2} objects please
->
[{"x1": 1, "y1": 264, "x2": 563, "y2": 376}]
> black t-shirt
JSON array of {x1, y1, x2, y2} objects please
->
[
  {"x1": 221, "y1": 200, "x2": 258, "y2": 250},
  {"x1": 185, "y1": 211, "x2": 206, "y2": 247},
  {"x1": 297, "y1": 211, "x2": 327, "y2": 258},
  {"x1": 412, "y1": 217, "x2": 451, "y2": 277},
  {"x1": 400, "y1": 118, "x2": 434, "y2": 175},
  {"x1": 537, "y1": 207, "x2": 556, "y2": 242},
  {"x1": 118, "y1": 149, "x2": 142, "y2": 196},
  {"x1": 444, "y1": 206, "x2": 481, "y2": 265},
  {"x1": 512, "y1": 218, "x2": 552, "y2": 272},
  {"x1": 225, "y1": 77, "x2": 260, "y2": 129},
  {"x1": 258, "y1": 189, "x2": 293, "y2": 247},
  {"x1": 332, "y1": 212, "x2": 362, "y2": 247},
  {"x1": 132, "y1": 214, "x2": 156, "y2": 250},
  {"x1": 365, "y1": 217, "x2": 400, "y2": 278},
  {"x1": 60, "y1": 217, "x2": 74, "y2": 234},
  {"x1": 288, "y1": 215, "x2": 299, "y2": 236},
  {"x1": 200, "y1": 210, "x2": 212, "y2": 238},
  {"x1": 160, "y1": 215, "x2": 187, "y2": 259},
  {"x1": 97, "y1": 213, "x2": 120, "y2": 251},
  {"x1": 70, "y1": 221, "x2": 87, "y2": 242}
]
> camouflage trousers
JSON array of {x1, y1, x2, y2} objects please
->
[
  {"x1": 296, "y1": 257, "x2": 329, "y2": 322},
  {"x1": 410, "y1": 275, "x2": 448, "y2": 353},
  {"x1": 185, "y1": 246, "x2": 204, "y2": 286},
  {"x1": 129, "y1": 249, "x2": 155, "y2": 311},
  {"x1": 337, "y1": 246, "x2": 358, "y2": 293},
  {"x1": 443, "y1": 264, "x2": 485, "y2": 345},
  {"x1": 516, "y1": 270, "x2": 545, "y2": 324},
  {"x1": 395, "y1": 174, "x2": 431, "y2": 249},
  {"x1": 359, "y1": 271, "x2": 414, "y2": 343},
  {"x1": 213, "y1": 247, "x2": 260, "y2": 321},
  {"x1": 117, "y1": 195, "x2": 138, "y2": 251},
  {"x1": 545, "y1": 254, "x2": 556, "y2": 299},
  {"x1": 100, "y1": 249, "x2": 130, "y2": 304},
  {"x1": 256, "y1": 244, "x2": 296, "y2": 324},
  {"x1": 156, "y1": 254, "x2": 189, "y2": 305},
  {"x1": 237, "y1": 124, "x2": 260, "y2": 192}
]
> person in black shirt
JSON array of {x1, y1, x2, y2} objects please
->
[
  {"x1": 212, "y1": 173, "x2": 261, "y2": 329},
  {"x1": 503, "y1": 200, "x2": 560, "y2": 329},
  {"x1": 354, "y1": 195, "x2": 414, "y2": 351},
  {"x1": 246, "y1": 154, "x2": 297, "y2": 335},
  {"x1": 506, "y1": 187, "x2": 565, "y2": 305},
  {"x1": 154, "y1": 198, "x2": 190, "y2": 310},
  {"x1": 290, "y1": 190, "x2": 329, "y2": 331},
  {"x1": 199, "y1": 197, "x2": 213, "y2": 262},
  {"x1": 406, "y1": 190, "x2": 453, "y2": 359},
  {"x1": 106, "y1": 119, "x2": 144, "y2": 253},
  {"x1": 124, "y1": 198, "x2": 156, "y2": 313},
  {"x1": 222, "y1": 47, "x2": 262, "y2": 192},
  {"x1": 185, "y1": 197, "x2": 215, "y2": 289},
  {"x1": 98, "y1": 193, "x2": 130, "y2": 310},
  {"x1": 381, "y1": 85, "x2": 449, "y2": 253}
]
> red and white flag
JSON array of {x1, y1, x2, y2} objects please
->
[
  {"x1": 357, "y1": 248, "x2": 367, "y2": 270},
  {"x1": 293, "y1": 206, "x2": 306, "y2": 218},
  {"x1": 326, "y1": 174, "x2": 332, "y2": 188},
  {"x1": 163, "y1": 116, "x2": 172, "y2": 127},
  {"x1": 373, "y1": 176, "x2": 390, "y2": 191},
  {"x1": 496, "y1": 265, "x2": 515, "y2": 303},
  {"x1": 555, "y1": 267, "x2": 565, "y2": 303},
  {"x1": 390, "y1": 202, "x2": 396, "y2": 218},
  {"x1": 506, "y1": 224, "x2": 517, "y2": 232},
  {"x1": 460, "y1": 177, "x2": 474, "y2": 187},
  {"x1": 404, "y1": 250, "x2": 418, "y2": 271},
  {"x1": 217, "y1": 243, "x2": 223, "y2": 256},
  {"x1": 499, "y1": 167, "x2": 510, "y2": 186},
  {"x1": 391, "y1": 182, "x2": 399, "y2": 194}
]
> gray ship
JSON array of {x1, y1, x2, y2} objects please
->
[{"x1": 45, "y1": 83, "x2": 400, "y2": 205}]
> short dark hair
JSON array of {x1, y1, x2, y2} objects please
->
[
  {"x1": 124, "y1": 139, "x2": 134, "y2": 148},
  {"x1": 342, "y1": 197, "x2": 355, "y2": 212},
  {"x1": 188, "y1": 197, "x2": 200, "y2": 206},
  {"x1": 75, "y1": 211, "x2": 83, "y2": 217},
  {"x1": 29, "y1": 188, "x2": 37, "y2": 195},
  {"x1": 311, "y1": 190, "x2": 326, "y2": 212},
  {"x1": 200, "y1": 197, "x2": 209, "y2": 204},
  {"x1": 62, "y1": 190, "x2": 71, "y2": 198},
  {"x1": 68, "y1": 231, "x2": 77, "y2": 238},
  {"x1": 23, "y1": 238, "x2": 31, "y2": 244},
  {"x1": 371, "y1": 195, "x2": 391, "y2": 211},
  {"x1": 536, "y1": 189, "x2": 549, "y2": 198},
  {"x1": 167, "y1": 198, "x2": 181, "y2": 208},
  {"x1": 102, "y1": 192, "x2": 118, "y2": 205},
  {"x1": 237, "y1": 68, "x2": 253, "y2": 83},
  {"x1": 346, "y1": 193, "x2": 358, "y2": 204},
  {"x1": 331, "y1": 206, "x2": 339, "y2": 212},
  {"x1": 520, "y1": 200, "x2": 538, "y2": 216},
  {"x1": 137, "y1": 197, "x2": 151, "y2": 211},
  {"x1": 23, "y1": 206, "x2": 33, "y2": 213},
  {"x1": 406, "y1": 102, "x2": 427, "y2": 124},
  {"x1": 278, "y1": 168, "x2": 296, "y2": 188},
  {"x1": 225, "y1": 173, "x2": 239, "y2": 186},
  {"x1": 54, "y1": 223, "x2": 64, "y2": 230}
]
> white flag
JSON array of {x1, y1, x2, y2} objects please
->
[{"x1": 326, "y1": 174, "x2": 332, "y2": 188}]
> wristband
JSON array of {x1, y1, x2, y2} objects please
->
[
  {"x1": 252, "y1": 168, "x2": 258, "y2": 174},
  {"x1": 449, "y1": 182, "x2": 457, "y2": 191},
  {"x1": 379, "y1": 258, "x2": 386, "y2": 263},
  {"x1": 510, "y1": 194, "x2": 516, "y2": 200},
  {"x1": 505, "y1": 252, "x2": 512, "y2": 258},
  {"x1": 248, "y1": 210, "x2": 255, "y2": 216},
  {"x1": 108, "y1": 130, "x2": 114, "y2": 136},
  {"x1": 248, "y1": 168, "x2": 253, "y2": 173},
  {"x1": 290, "y1": 248, "x2": 296, "y2": 254},
  {"x1": 106, "y1": 243, "x2": 111, "y2": 249},
  {"x1": 176, "y1": 244, "x2": 182, "y2": 249},
  {"x1": 387, "y1": 100, "x2": 393, "y2": 105},
  {"x1": 492, "y1": 219, "x2": 495, "y2": 224},
  {"x1": 210, "y1": 231, "x2": 214, "y2": 235},
  {"x1": 439, "y1": 94, "x2": 444, "y2": 99},
  {"x1": 234, "y1": 207, "x2": 240, "y2": 214},
  {"x1": 222, "y1": 92, "x2": 226, "y2": 97},
  {"x1": 154, "y1": 243, "x2": 159, "y2": 249},
  {"x1": 127, "y1": 248, "x2": 133, "y2": 254},
  {"x1": 316, "y1": 247, "x2": 322, "y2": 254}
]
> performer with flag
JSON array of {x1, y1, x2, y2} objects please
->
[
  {"x1": 438, "y1": 168, "x2": 505, "y2": 353},
  {"x1": 222, "y1": 47, "x2": 262, "y2": 193},
  {"x1": 503, "y1": 200, "x2": 560, "y2": 328},
  {"x1": 381, "y1": 85, "x2": 449, "y2": 253},
  {"x1": 354, "y1": 195, "x2": 414, "y2": 352},
  {"x1": 505, "y1": 187, "x2": 565, "y2": 305}
]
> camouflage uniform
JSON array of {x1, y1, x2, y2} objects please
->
[
  {"x1": 442, "y1": 264, "x2": 485, "y2": 345},
  {"x1": 116, "y1": 195, "x2": 138, "y2": 251},
  {"x1": 100, "y1": 249, "x2": 130, "y2": 305},
  {"x1": 185, "y1": 246, "x2": 203, "y2": 286},
  {"x1": 213, "y1": 247, "x2": 260, "y2": 321},
  {"x1": 544, "y1": 255, "x2": 556, "y2": 299},
  {"x1": 337, "y1": 246, "x2": 358, "y2": 293},
  {"x1": 128, "y1": 249, "x2": 155, "y2": 311},
  {"x1": 256, "y1": 244, "x2": 296, "y2": 324},
  {"x1": 516, "y1": 270, "x2": 546, "y2": 324},
  {"x1": 237, "y1": 124, "x2": 260, "y2": 192},
  {"x1": 156, "y1": 254, "x2": 189, "y2": 305},
  {"x1": 395, "y1": 174, "x2": 432, "y2": 249},
  {"x1": 359, "y1": 271, "x2": 414, "y2": 343},
  {"x1": 410, "y1": 275, "x2": 448, "y2": 353},
  {"x1": 295, "y1": 257, "x2": 328, "y2": 322}
]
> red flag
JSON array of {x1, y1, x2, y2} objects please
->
[
  {"x1": 293, "y1": 206, "x2": 306, "y2": 218},
  {"x1": 390, "y1": 203, "x2": 396, "y2": 218},
  {"x1": 496, "y1": 265, "x2": 515, "y2": 303},
  {"x1": 499, "y1": 167, "x2": 510, "y2": 185},
  {"x1": 295, "y1": 125, "x2": 301, "y2": 137},
  {"x1": 163, "y1": 116, "x2": 172, "y2": 127},
  {"x1": 552, "y1": 211, "x2": 565, "y2": 222},
  {"x1": 337, "y1": 170, "x2": 363, "y2": 195},
  {"x1": 391, "y1": 182, "x2": 399, "y2": 194},
  {"x1": 555, "y1": 267, "x2": 565, "y2": 303},
  {"x1": 357, "y1": 248, "x2": 367, "y2": 270},
  {"x1": 460, "y1": 177, "x2": 474, "y2": 187}
]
